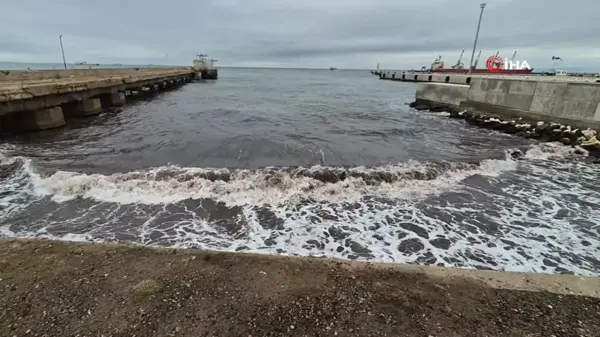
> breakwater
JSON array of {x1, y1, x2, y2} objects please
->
[
  {"x1": 404, "y1": 78, "x2": 600, "y2": 154},
  {"x1": 379, "y1": 70, "x2": 600, "y2": 85}
]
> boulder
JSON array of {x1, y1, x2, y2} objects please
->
[
  {"x1": 581, "y1": 136, "x2": 600, "y2": 152},
  {"x1": 582, "y1": 129, "x2": 597, "y2": 139},
  {"x1": 559, "y1": 137, "x2": 572, "y2": 145},
  {"x1": 571, "y1": 129, "x2": 584, "y2": 139},
  {"x1": 503, "y1": 121, "x2": 519, "y2": 134}
]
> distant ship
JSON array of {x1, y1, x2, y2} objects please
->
[
  {"x1": 329, "y1": 67, "x2": 337, "y2": 71},
  {"x1": 74, "y1": 61, "x2": 100, "y2": 68},
  {"x1": 426, "y1": 50, "x2": 534, "y2": 75},
  {"x1": 75, "y1": 61, "x2": 100, "y2": 66}
]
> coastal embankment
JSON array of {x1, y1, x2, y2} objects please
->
[
  {"x1": 402, "y1": 76, "x2": 600, "y2": 153},
  {"x1": 1, "y1": 239, "x2": 599, "y2": 337}
]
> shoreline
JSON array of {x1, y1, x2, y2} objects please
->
[
  {"x1": 409, "y1": 99, "x2": 600, "y2": 158},
  {"x1": 1, "y1": 238, "x2": 599, "y2": 336}
]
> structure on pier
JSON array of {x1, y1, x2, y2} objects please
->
[{"x1": 193, "y1": 54, "x2": 218, "y2": 80}]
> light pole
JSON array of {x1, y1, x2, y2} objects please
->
[
  {"x1": 467, "y1": 3, "x2": 486, "y2": 74},
  {"x1": 59, "y1": 35, "x2": 67, "y2": 69}
]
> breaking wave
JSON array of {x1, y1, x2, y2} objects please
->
[
  {"x1": 1, "y1": 143, "x2": 599, "y2": 276},
  {"x1": 3, "y1": 150, "x2": 518, "y2": 206}
]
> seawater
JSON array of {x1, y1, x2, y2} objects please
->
[{"x1": 1, "y1": 68, "x2": 599, "y2": 275}]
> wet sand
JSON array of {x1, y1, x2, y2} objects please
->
[{"x1": 1, "y1": 238, "x2": 599, "y2": 337}]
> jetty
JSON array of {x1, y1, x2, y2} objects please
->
[
  {"x1": 379, "y1": 71, "x2": 600, "y2": 151},
  {"x1": 0, "y1": 67, "x2": 197, "y2": 133}
]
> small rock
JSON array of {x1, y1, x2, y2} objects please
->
[{"x1": 133, "y1": 279, "x2": 162, "y2": 298}]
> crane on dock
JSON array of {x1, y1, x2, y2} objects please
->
[{"x1": 451, "y1": 50, "x2": 465, "y2": 69}]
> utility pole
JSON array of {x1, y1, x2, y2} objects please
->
[
  {"x1": 467, "y1": 3, "x2": 486, "y2": 75},
  {"x1": 59, "y1": 35, "x2": 67, "y2": 69}
]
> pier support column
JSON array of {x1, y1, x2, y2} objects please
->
[
  {"x1": 24, "y1": 107, "x2": 66, "y2": 131},
  {"x1": 100, "y1": 92, "x2": 126, "y2": 107},
  {"x1": 64, "y1": 98, "x2": 102, "y2": 117},
  {"x1": 1, "y1": 107, "x2": 66, "y2": 132}
]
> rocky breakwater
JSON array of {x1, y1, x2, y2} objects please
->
[{"x1": 409, "y1": 100, "x2": 600, "y2": 156}]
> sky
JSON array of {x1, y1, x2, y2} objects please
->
[{"x1": 1, "y1": 0, "x2": 599, "y2": 70}]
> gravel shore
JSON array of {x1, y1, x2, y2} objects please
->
[{"x1": 1, "y1": 239, "x2": 599, "y2": 337}]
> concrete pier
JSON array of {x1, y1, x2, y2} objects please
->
[
  {"x1": 406, "y1": 76, "x2": 600, "y2": 152},
  {"x1": 75, "y1": 98, "x2": 102, "y2": 116},
  {"x1": 100, "y1": 92, "x2": 126, "y2": 107},
  {"x1": 379, "y1": 70, "x2": 600, "y2": 85},
  {"x1": 0, "y1": 67, "x2": 197, "y2": 133}
]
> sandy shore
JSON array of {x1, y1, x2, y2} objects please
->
[{"x1": 1, "y1": 238, "x2": 599, "y2": 337}]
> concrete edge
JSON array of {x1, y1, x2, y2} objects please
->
[
  {"x1": 0, "y1": 70, "x2": 195, "y2": 102},
  {"x1": 3, "y1": 238, "x2": 599, "y2": 298}
]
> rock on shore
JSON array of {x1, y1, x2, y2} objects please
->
[{"x1": 408, "y1": 100, "x2": 600, "y2": 154}]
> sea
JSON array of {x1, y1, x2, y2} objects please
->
[{"x1": 1, "y1": 67, "x2": 599, "y2": 276}]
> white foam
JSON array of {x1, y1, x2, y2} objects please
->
[
  {"x1": 25, "y1": 155, "x2": 516, "y2": 207},
  {"x1": 524, "y1": 142, "x2": 587, "y2": 160},
  {"x1": 0, "y1": 153, "x2": 42, "y2": 222},
  {"x1": 1, "y1": 143, "x2": 598, "y2": 276}
]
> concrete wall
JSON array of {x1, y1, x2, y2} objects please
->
[
  {"x1": 462, "y1": 78, "x2": 600, "y2": 129},
  {"x1": 381, "y1": 71, "x2": 474, "y2": 85},
  {"x1": 416, "y1": 83, "x2": 469, "y2": 106}
]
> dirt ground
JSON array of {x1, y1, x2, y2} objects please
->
[{"x1": 1, "y1": 239, "x2": 599, "y2": 337}]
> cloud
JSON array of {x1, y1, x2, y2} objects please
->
[{"x1": 1, "y1": 0, "x2": 599, "y2": 69}]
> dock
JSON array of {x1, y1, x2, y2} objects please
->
[
  {"x1": 388, "y1": 71, "x2": 600, "y2": 151},
  {"x1": 0, "y1": 67, "x2": 197, "y2": 133},
  {"x1": 379, "y1": 70, "x2": 600, "y2": 85}
]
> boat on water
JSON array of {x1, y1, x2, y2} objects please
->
[
  {"x1": 330, "y1": 67, "x2": 337, "y2": 71},
  {"x1": 193, "y1": 53, "x2": 218, "y2": 80},
  {"x1": 427, "y1": 50, "x2": 534, "y2": 75}
]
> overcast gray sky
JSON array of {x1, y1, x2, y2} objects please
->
[{"x1": 1, "y1": 0, "x2": 598, "y2": 70}]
